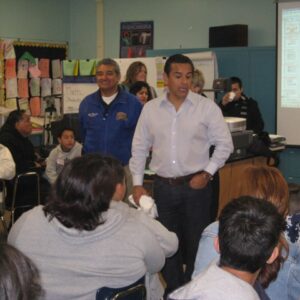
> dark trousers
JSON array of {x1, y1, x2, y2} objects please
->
[{"x1": 153, "y1": 178, "x2": 212, "y2": 295}]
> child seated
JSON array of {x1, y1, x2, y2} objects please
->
[
  {"x1": 45, "y1": 128, "x2": 82, "y2": 184},
  {"x1": 168, "y1": 196, "x2": 285, "y2": 300}
]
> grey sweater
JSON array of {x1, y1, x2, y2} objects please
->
[
  {"x1": 8, "y1": 201, "x2": 178, "y2": 300},
  {"x1": 45, "y1": 142, "x2": 82, "y2": 184}
]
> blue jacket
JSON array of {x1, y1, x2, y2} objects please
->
[{"x1": 79, "y1": 88, "x2": 142, "y2": 165}]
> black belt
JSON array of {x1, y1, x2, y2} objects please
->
[{"x1": 154, "y1": 171, "x2": 203, "y2": 186}]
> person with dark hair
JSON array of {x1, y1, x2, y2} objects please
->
[
  {"x1": 168, "y1": 196, "x2": 285, "y2": 300},
  {"x1": 193, "y1": 165, "x2": 291, "y2": 300},
  {"x1": 219, "y1": 76, "x2": 264, "y2": 134},
  {"x1": 79, "y1": 58, "x2": 142, "y2": 198},
  {"x1": 129, "y1": 81, "x2": 152, "y2": 105},
  {"x1": 266, "y1": 183, "x2": 300, "y2": 300},
  {"x1": 45, "y1": 127, "x2": 82, "y2": 184},
  {"x1": 0, "y1": 241, "x2": 43, "y2": 300},
  {"x1": 122, "y1": 61, "x2": 157, "y2": 99},
  {"x1": 8, "y1": 154, "x2": 178, "y2": 300},
  {"x1": 130, "y1": 53, "x2": 233, "y2": 294},
  {"x1": 0, "y1": 109, "x2": 41, "y2": 174}
]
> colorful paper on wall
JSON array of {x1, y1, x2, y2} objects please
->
[
  {"x1": 4, "y1": 98, "x2": 18, "y2": 109},
  {"x1": 29, "y1": 62, "x2": 41, "y2": 78},
  {"x1": 5, "y1": 58, "x2": 17, "y2": 79},
  {"x1": 39, "y1": 58, "x2": 50, "y2": 78},
  {"x1": 30, "y1": 97, "x2": 41, "y2": 116},
  {"x1": 5, "y1": 78, "x2": 18, "y2": 98},
  {"x1": 79, "y1": 59, "x2": 96, "y2": 76},
  {"x1": 3, "y1": 40, "x2": 15, "y2": 59},
  {"x1": 41, "y1": 78, "x2": 52, "y2": 97},
  {"x1": 63, "y1": 60, "x2": 79, "y2": 76},
  {"x1": 29, "y1": 78, "x2": 40, "y2": 97},
  {"x1": 19, "y1": 51, "x2": 36, "y2": 65},
  {"x1": 17, "y1": 60, "x2": 29, "y2": 78},
  {"x1": 18, "y1": 78, "x2": 29, "y2": 98},
  {"x1": 18, "y1": 98, "x2": 29, "y2": 111},
  {"x1": 52, "y1": 79, "x2": 62, "y2": 95},
  {"x1": 52, "y1": 59, "x2": 62, "y2": 79}
]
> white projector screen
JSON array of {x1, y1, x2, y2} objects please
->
[{"x1": 277, "y1": 1, "x2": 300, "y2": 145}]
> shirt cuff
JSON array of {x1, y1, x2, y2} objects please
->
[
  {"x1": 132, "y1": 174, "x2": 144, "y2": 186},
  {"x1": 204, "y1": 161, "x2": 219, "y2": 176}
]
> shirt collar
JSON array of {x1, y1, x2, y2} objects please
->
[{"x1": 160, "y1": 90, "x2": 198, "y2": 107}]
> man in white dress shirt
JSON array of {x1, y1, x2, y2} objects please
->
[{"x1": 130, "y1": 54, "x2": 233, "y2": 295}]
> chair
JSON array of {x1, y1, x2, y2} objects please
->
[
  {"x1": 96, "y1": 277, "x2": 146, "y2": 300},
  {"x1": 0, "y1": 179, "x2": 8, "y2": 236},
  {"x1": 10, "y1": 171, "x2": 40, "y2": 224}
]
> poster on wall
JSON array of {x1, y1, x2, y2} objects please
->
[{"x1": 120, "y1": 21, "x2": 153, "y2": 58}]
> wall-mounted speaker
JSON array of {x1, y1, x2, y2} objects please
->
[{"x1": 209, "y1": 24, "x2": 248, "y2": 47}]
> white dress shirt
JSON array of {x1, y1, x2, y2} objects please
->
[
  {"x1": 0, "y1": 144, "x2": 15, "y2": 180},
  {"x1": 130, "y1": 91, "x2": 233, "y2": 186}
]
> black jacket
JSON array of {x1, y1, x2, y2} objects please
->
[
  {"x1": 219, "y1": 95, "x2": 264, "y2": 134},
  {"x1": 0, "y1": 125, "x2": 36, "y2": 174}
]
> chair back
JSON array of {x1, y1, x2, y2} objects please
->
[
  {"x1": 96, "y1": 276, "x2": 146, "y2": 300},
  {"x1": 11, "y1": 171, "x2": 40, "y2": 224}
]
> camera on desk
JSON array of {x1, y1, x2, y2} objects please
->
[{"x1": 224, "y1": 117, "x2": 254, "y2": 159}]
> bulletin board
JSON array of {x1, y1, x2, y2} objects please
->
[{"x1": 0, "y1": 39, "x2": 68, "y2": 116}]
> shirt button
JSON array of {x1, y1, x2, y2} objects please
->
[{"x1": 172, "y1": 160, "x2": 176, "y2": 164}]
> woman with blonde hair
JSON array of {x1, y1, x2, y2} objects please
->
[
  {"x1": 193, "y1": 165, "x2": 291, "y2": 300},
  {"x1": 122, "y1": 61, "x2": 157, "y2": 99}
]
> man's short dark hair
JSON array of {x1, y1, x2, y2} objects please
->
[
  {"x1": 230, "y1": 76, "x2": 243, "y2": 89},
  {"x1": 43, "y1": 154, "x2": 125, "y2": 231},
  {"x1": 96, "y1": 58, "x2": 121, "y2": 76},
  {"x1": 164, "y1": 54, "x2": 194, "y2": 76},
  {"x1": 57, "y1": 127, "x2": 75, "y2": 138},
  {"x1": 218, "y1": 196, "x2": 285, "y2": 273}
]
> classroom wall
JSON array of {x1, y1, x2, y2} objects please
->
[
  {"x1": 0, "y1": 0, "x2": 70, "y2": 44},
  {"x1": 0, "y1": 0, "x2": 276, "y2": 59},
  {"x1": 103, "y1": 0, "x2": 276, "y2": 58},
  {"x1": 69, "y1": 0, "x2": 97, "y2": 59}
]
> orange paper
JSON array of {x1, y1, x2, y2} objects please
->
[{"x1": 30, "y1": 97, "x2": 41, "y2": 116}]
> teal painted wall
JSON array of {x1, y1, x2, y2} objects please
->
[
  {"x1": 0, "y1": 0, "x2": 70, "y2": 43},
  {"x1": 0, "y1": 0, "x2": 276, "y2": 59},
  {"x1": 103, "y1": 0, "x2": 276, "y2": 58},
  {"x1": 69, "y1": 0, "x2": 97, "y2": 59}
]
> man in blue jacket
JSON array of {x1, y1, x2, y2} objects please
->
[{"x1": 79, "y1": 58, "x2": 142, "y2": 195}]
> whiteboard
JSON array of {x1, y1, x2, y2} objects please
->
[
  {"x1": 62, "y1": 51, "x2": 217, "y2": 113},
  {"x1": 63, "y1": 83, "x2": 98, "y2": 113}
]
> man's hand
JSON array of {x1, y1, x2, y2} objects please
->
[
  {"x1": 221, "y1": 92, "x2": 231, "y2": 106},
  {"x1": 132, "y1": 185, "x2": 148, "y2": 206},
  {"x1": 189, "y1": 172, "x2": 212, "y2": 190}
]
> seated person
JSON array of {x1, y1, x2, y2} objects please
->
[
  {"x1": 0, "y1": 109, "x2": 43, "y2": 174},
  {"x1": 0, "y1": 144, "x2": 15, "y2": 180},
  {"x1": 8, "y1": 154, "x2": 178, "y2": 300},
  {"x1": 168, "y1": 196, "x2": 285, "y2": 300},
  {"x1": 0, "y1": 109, "x2": 49, "y2": 208},
  {"x1": 129, "y1": 81, "x2": 151, "y2": 105},
  {"x1": 45, "y1": 127, "x2": 82, "y2": 184},
  {"x1": 0, "y1": 241, "x2": 43, "y2": 300},
  {"x1": 266, "y1": 184, "x2": 300, "y2": 300},
  {"x1": 219, "y1": 76, "x2": 264, "y2": 134},
  {"x1": 193, "y1": 166, "x2": 289, "y2": 300}
]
